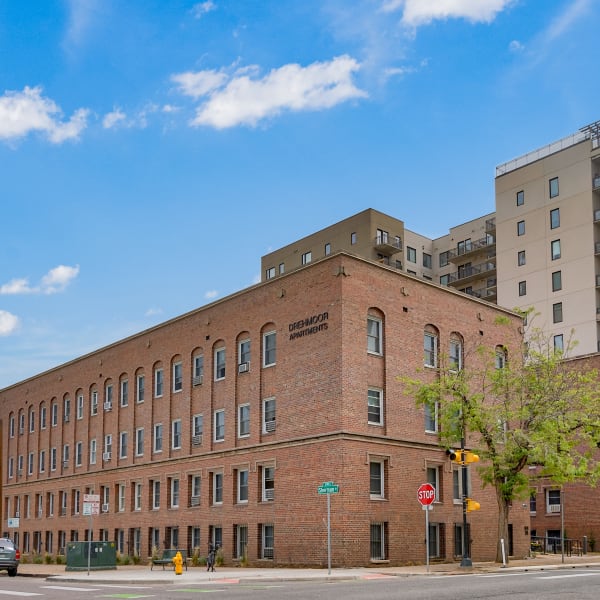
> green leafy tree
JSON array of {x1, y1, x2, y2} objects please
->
[{"x1": 403, "y1": 318, "x2": 600, "y2": 563}]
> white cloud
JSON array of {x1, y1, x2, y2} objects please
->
[
  {"x1": 0, "y1": 86, "x2": 89, "y2": 143},
  {"x1": 145, "y1": 307, "x2": 164, "y2": 317},
  {"x1": 204, "y1": 290, "x2": 219, "y2": 300},
  {"x1": 63, "y1": 0, "x2": 104, "y2": 52},
  {"x1": 0, "y1": 265, "x2": 80, "y2": 295},
  {"x1": 40, "y1": 265, "x2": 80, "y2": 294},
  {"x1": 102, "y1": 108, "x2": 127, "y2": 129},
  {"x1": 191, "y1": 1, "x2": 216, "y2": 19},
  {"x1": 382, "y1": 0, "x2": 514, "y2": 25},
  {"x1": 509, "y1": 40, "x2": 524, "y2": 52},
  {"x1": 173, "y1": 55, "x2": 367, "y2": 129},
  {"x1": 0, "y1": 310, "x2": 20, "y2": 336}
]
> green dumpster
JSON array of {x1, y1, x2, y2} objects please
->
[{"x1": 66, "y1": 541, "x2": 117, "y2": 571}]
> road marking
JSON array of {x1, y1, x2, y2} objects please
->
[
  {"x1": 538, "y1": 572, "x2": 600, "y2": 579},
  {"x1": 0, "y1": 591, "x2": 42, "y2": 597},
  {"x1": 41, "y1": 586, "x2": 100, "y2": 592}
]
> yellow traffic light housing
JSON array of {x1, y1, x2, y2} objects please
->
[
  {"x1": 446, "y1": 449, "x2": 480, "y2": 464},
  {"x1": 466, "y1": 498, "x2": 481, "y2": 512},
  {"x1": 464, "y1": 451, "x2": 480, "y2": 464},
  {"x1": 447, "y1": 449, "x2": 463, "y2": 463}
]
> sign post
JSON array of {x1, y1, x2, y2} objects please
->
[
  {"x1": 318, "y1": 481, "x2": 339, "y2": 575},
  {"x1": 417, "y1": 483, "x2": 436, "y2": 573},
  {"x1": 83, "y1": 494, "x2": 100, "y2": 575}
]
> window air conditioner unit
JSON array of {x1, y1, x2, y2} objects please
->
[
  {"x1": 102, "y1": 504, "x2": 109, "y2": 513},
  {"x1": 238, "y1": 362, "x2": 250, "y2": 373},
  {"x1": 192, "y1": 435, "x2": 202, "y2": 446},
  {"x1": 548, "y1": 504, "x2": 561, "y2": 513},
  {"x1": 190, "y1": 496, "x2": 200, "y2": 507},
  {"x1": 264, "y1": 488, "x2": 275, "y2": 501},
  {"x1": 17, "y1": 469, "x2": 23, "y2": 476},
  {"x1": 19, "y1": 427, "x2": 24, "y2": 435},
  {"x1": 103, "y1": 452, "x2": 112, "y2": 461},
  {"x1": 192, "y1": 375, "x2": 203, "y2": 387},
  {"x1": 64, "y1": 414, "x2": 70, "y2": 423},
  {"x1": 104, "y1": 402, "x2": 112, "y2": 411},
  {"x1": 265, "y1": 420, "x2": 276, "y2": 433}
]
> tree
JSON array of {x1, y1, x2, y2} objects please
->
[{"x1": 403, "y1": 318, "x2": 600, "y2": 563}]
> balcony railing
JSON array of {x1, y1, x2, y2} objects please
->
[
  {"x1": 447, "y1": 261, "x2": 497, "y2": 285},
  {"x1": 447, "y1": 236, "x2": 496, "y2": 262},
  {"x1": 373, "y1": 236, "x2": 402, "y2": 256},
  {"x1": 486, "y1": 217, "x2": 496, "y2": 232},
  {"x1": 593, "y1": 176, "x2": 600, "y2": 190}
]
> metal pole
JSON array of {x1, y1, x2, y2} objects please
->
[
  {"x1": 327, "y1": 492, "x2": 331, "y2": 575},
  {"x1": 425, "y1": 505, "x2": 430, "y2": 573},
  {"x1": 561, "y1": 488, "x2": 565, "y2": 564},
  {"x1": 460, "y1": 433, "x2": 472, "y2": 567},
  {"x1": 87, "y1": 515, "x2": 92, "y2": 576}
]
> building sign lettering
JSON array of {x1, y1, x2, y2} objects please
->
[{"x1": 289, "y1": 312, "x2": 329, "y2": 340}]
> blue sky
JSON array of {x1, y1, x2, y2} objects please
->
[{"x1": 1, "y1": 0, "x2": 599, "y2": 388}]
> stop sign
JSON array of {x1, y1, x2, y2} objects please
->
[{"x1": 417, "y1": 483, "x2": 436, "y2": 506}]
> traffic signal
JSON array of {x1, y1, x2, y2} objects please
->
[
  {"x1": 466, "y1": 498, "x2": 481, "y2": 512},
  {"x1": 446, "y1": 449, "x2": 480, "y2": 464}
]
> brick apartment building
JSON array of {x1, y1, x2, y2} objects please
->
[{"x1": 0, "y1": 253, "x2": 529, "y2": 566}]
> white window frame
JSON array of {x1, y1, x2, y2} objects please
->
[
  {"x1": 77, "y1": 394, "x2": 84, "y2": 420},
  {"x1": 238, "y1": 339, "x2": 251, "y2": 370},
  {"x1": 40, "y1": 405, "x2": 47, "y2": 429},
  {"x1": 173, "y1": 362, "x2": 183, "y2": 392},
  {"x1": 426, "y1": 466, "x2": 440, "y2": 502},
  {"x1": 449, "y1": 339, "x2": 462, "y2": 371},
  {"x1": 135, "y1": 428, "x2": 144, "y2": 456},
  {"x1": 213, "y1": 472, "x2": 223, "y2": 504},
  {"x1": 152, "y1": 480, "x2": 160, "y2": 510},
  {"x1": 154, "y1": 368, "x2": 164, "y2": 398},
  {"x1": 263, "y1": 332, "x2": 276, "y2": 367},
  {"x1": 120, "y1": 379, "x2": 129, "y2": 407},
  {"x1": 425, "y1": 401, "x2": 438, "y2": 433},
  {"x1": 262, "y1": 466, "x2": 275, "y2": 502},
  {"x1": 367, "y1": 388, "x2": 383, "y2": 426},
  {"x1": 51, "y1": 403, "x2": 58, "y2": 427},
  {"x1": 263, "y1": 398, "x2": 276, "y2": 433},
  {"x1": 171, "y1": 478, "x2": 180, "y2": 508},
  {"x1": 214, "y1": 348, "x2": 226, "y2": 380},
  {"x1": 91, "y1": 390, "x2": 98, "y2": 415},
  {"x1": 191, "y1": 475, "x2": 201, "y2": 500},
  {"x1": 119, "y1": 431, "x2": 128, "y2": 459},
  {"x1": 90, "y1": 439, "x2": 97, "y2": 465},
  {"x1": 369, "y1": 460, "x2": 385, "y2": 499},
  {"x1": 75, "y1": 442, "x2": 83, "y2": 467},
  {"x1": 424, "y1": 332, "x2": 438, "y2": 367},
  {"x1": 136, "y1": 374, "x2": 145, "y2": 403},
  {"x1": 214, "y1": 410, "x2": 225, "y2": 442},
  {"x1": 367, "y1": 316, "x2": 382, "y2": 355},
  {"x1": 172, "y1": 419, "x2": 182, "y2": 449},
  {"x1": 153, "y1": 423, "x2": 163, "y2": 453},
  {"x1": 238, "y1": 404, "x2": 250, "y2": 438},
  {"x1": 134, "y1": 482, "x2": 142, "y2": 511},
  {"x1": 118, "y1": 484, "x2": 126, "y2": 512},
  {"x1": 237, "y1": 469, "x2": 249, "y2": 503},
  {"x1": 193, "y1": 414, "x2": 203, "y2": 437},
  {"x1": 39, "y1": 449, "x2": 45, "y2": 472}
]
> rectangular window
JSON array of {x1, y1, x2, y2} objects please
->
[
  {"x1": 495, "y1": 348, "x2": 507, "y2": 369},
  {"x1": 152, "y1": 480, "x2": 160, "y2": 510},
  {"x1": 28, "y1": 452, "x2": 34, "y2": 475},
  {"x1": 119, "y1": 431, "x2": 128, "y2": 459},
  {"x1": 171, "y1": 478, "x2": 180, "y2": 508},
  {"x1": 238, "y1": 339, "x2": 251, "y2": 371},
  {"x1": 214, "y1": 410, "x2": 225, "y2": 442},
  {"x1": 260, "y1": 524, "x2": 274, "y2": 559},
  {"x1": 423, "y1": 253, "x2": 432, "y2": 269},
  {"x1": 190, "y1": 475, "x2": 201, "y2": 505},
  {"x1": 439, "y1": 251, "x2": 449, "y2": 267},
  {"x1": 238, "y1": 469, "x2": 249, "y2": 503},
  {"x1": 550, "y1": 208, "x2": 560, "y2": 229},
  {"x1": 213, "y1": 472, "x2": 223, "y2": 504},
  {"x1": 89, "y1": 439, "x2": 97, "y2": 465},
  {"x1": 135, "y1": 428, "x2": 144, "y2": 456},
  {"x1": 62, "y1": 445, "x2": 69, "y2": 466},
  {"x1": 516, "y1": 190, "x2": 524, "y2": 206},
  {"x1": 279, "y1": 262, "x2": 285, "y2": 274},
  {"x1": 50, "y1": 447, "x2": 57, "y2": 471},
  {"x1": 75, "y1": 442, "x2": 83, "y2": 467},
  {"x1": 424, "y1": 332, "x2": 438, "y2": 367},
  {"x1": 265, "y1": 267, "x2": 275, "y2": 279},
  {"x1": 518, "y1": 280, "x2": 527, "y2": 296},
  {"x1": 91, "y1": 391, "x2": 98, "y2": 415},
  {"x1": 136, "y1": 374, "x2": 145, "y2": 403},
  {"x1": 518, "y1": 250, "x2": 526, "y2": 266},
  {"x1": 262, "y1": 466, "x2": 275, "y2": 502},
  {"x1": 407, "y1": 246, "x2": 416, "y2": 263},
  {"x1": 553, "y1": 302, "x2": 563, "y2": 323},
  {"x1": 370, "y1": 523, "x2": 386, "y2": 560},
  {"x1": 517, "y1": 220, "x2": 525, "y2": 236},
  {"x1": 41, "y1": 406, "x2": 47, "y2": 429},
  {"x1": 120, "y1": 380, "x2": 128, "y2": 407},
  {"x1": 440, "y1": 274, "x2": 450, "y2": 286},
  {"x1": 173, "y1": 362, "x2": 183, "y2": 392},
  {"x1": 238, "y1": 404, "x2": 250, "y2": 437},
  {"x1": 263, "y1": 331, "x2": 276, "y2": 367},
  {"x1": 324, "y1": 243, "x2": 331, "y2": 255},
  {"x1": 552, "y1": 270, "x2": 562, "y2": 292},
  {"x1": 457, "y1": 239, "x2": 472, "y2": 255},
  {"x1": 551, "y1": 239, "x2": 561, "y2": 260},
  {"x1": 453, "y1": 468, "x2": 471, "y2": 501},
  {"x1": 193, "y1": 355, "x2": 204, "y2": 385},
  {"x1": 549, "y1": 177, "x2": 559, "y2": 198},
  {"x1": 554, "y1": 334, "x2": 564, "y2": 353},
  {"x1": 192, "y1": 414, "x2": 204, "y2": 440},
  {"x1": 369, "y1": 461, "x2": 384, "y2": 498},
  {"x1": 215, "y1": 348, "x2": 226, "y2": 380},
  {"x1": 449, "y1": 339, "x2": 462, "y2": 371},
  {"x1": 154, "y1": 368, "x2": 164, "y2": 397},
  {"x1": 105, "y1": 384, "x2": 113, "y2": 409},
  {"x1": 301, "y1": 251, "x2": 312, "y2": 265},
  {"x1": 546, "y1": 489, "x2": 561, "y2": 513},
  {"x1": 263, "y1": 398, "x2": 276, "y2": 433},
  {"x1": 367, "y1": 316, "x2": 382, "y2": 355},
  {"x1": 51, "y1": 403, "x2": 58, "y2": 427},
  {"x1": 424, "y1": 401, "x2": 438, "y2": 433},
  {"x1": 29, "y1": 409, "x2": 35, "y2": 432},
  {"x1": 427, "y1": 466, "x2": 440, "y2": 501},
  {"x1": 367, "y1": 388, "x2": 383, "y2": 425},
  {"x1": 118, "y1": 484, "x2": 125, "y2": 512},
  {"x1": 172, "y1": 419, "x2": 182, "y2": 449},
  {"x1": 134, "y1": 482, "x2": 142, "y2": 511},
  {"x1": 351, "y1": 232, "x2": 357, "y2": 245},
  {"x1": 153, "y1": 423, "x2": 163, "y2": 452}
]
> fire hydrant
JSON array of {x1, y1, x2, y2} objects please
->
[{"x1": 173, "y1": 551, "x2": 184, "y2": 575}]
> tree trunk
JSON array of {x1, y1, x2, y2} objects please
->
[{"x1": 495, "y1": 485, "x2": 510, "y2": 563}]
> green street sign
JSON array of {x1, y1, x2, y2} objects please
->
[{"x1": 318, "y1": 481, "x2": 339, "y2": 494}]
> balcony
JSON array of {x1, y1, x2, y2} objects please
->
[
  {"x1": 594, "y1": 175, "x2": 600, "y2": 191},
  {"x1": 463, "y1": 285, "x2": 497, "y2": 302},
  {"x1": 595, "y1": 242, "x2": 600, "y2": 255},
  {"x1": 447, "y1": 261, "x2": 497, "y2": 287},
  {"x1": 486, "y1": 217, "x2": 496, "y2": 233},
  {"x1": 373, "y1": 235, "x2": 402, "y2": 256},
  {"x1": 594, "y1": 209, "x2": 600, "y2": 222},
  {"x1": 447, "y1": 236, "x2": 496, "y2": 263}
]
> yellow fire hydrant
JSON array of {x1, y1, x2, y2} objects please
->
[{"x1": 173, "y1": 551, "x2": 184, "y2": 575}]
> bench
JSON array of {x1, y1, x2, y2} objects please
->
[{"x1": 151, "y1": 548, "x2": 188, "y2": 570}]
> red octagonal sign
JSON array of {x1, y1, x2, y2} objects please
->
[{"x1": 417, "y1": 482, "x2": 436, "y2": 506}]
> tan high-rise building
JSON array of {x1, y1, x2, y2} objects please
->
[{"x1": 495, "y1": 121, "x2": 600, "y2": 356}]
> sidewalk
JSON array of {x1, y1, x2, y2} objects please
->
[{"x1": 14, "y1": 553, "x2": 600, "y2": 585}]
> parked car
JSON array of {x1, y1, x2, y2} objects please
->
[{"x1": 0, "y1": 538, "x2": 20, "y2": 577}]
